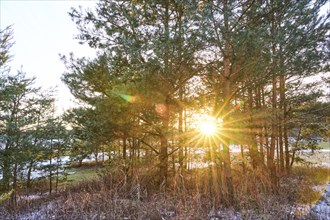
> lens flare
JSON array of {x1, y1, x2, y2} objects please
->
[
  {"x1": 113, "y1": 90, "x2": 138, "y2": 103},
  {"x1": 118, "y1": 93, "x2": 137, "y2": 103},
  {"x1": 155, "y1": 103, "x2": 167, "y2": 117}
]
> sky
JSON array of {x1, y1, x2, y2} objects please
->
[{"x1": 0, "y1": 0, "x2": 98, "y2": 113}]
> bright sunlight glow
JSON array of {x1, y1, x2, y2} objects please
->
[{"x1": 199, "y1": 120, "x2": 217, "y2": 136}]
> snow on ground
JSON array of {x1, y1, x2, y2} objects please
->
[
  {"x1": 296, "y1": 149, "x2": 330, "y2": 168},
  {"x1": 310, "y1": 183, "x2": 330, "y2": 220},
  {"x1": 1, "y1": 147, "x2": 329, "y2": 180},
  {"x1": 82, "y1": 152, "x2": 110, "y2": 163}
]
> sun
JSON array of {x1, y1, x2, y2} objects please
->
[{"x1": 199, "y1": 120, "x2": 217, "y2": 136}]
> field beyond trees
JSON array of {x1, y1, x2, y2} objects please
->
[{"x1": 1, "y1": 0, "x2": 329, "y2": 219}]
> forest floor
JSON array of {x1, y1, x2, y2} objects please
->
[{"x1": 0, "y1": 147, "x2": 329, "y2": 220}]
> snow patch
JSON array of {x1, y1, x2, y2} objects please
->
[{"x1": 310, "y1": 183, "x2": 330, "y2": 220}]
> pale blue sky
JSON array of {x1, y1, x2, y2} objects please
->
[{"x1": 0, "y1": 0, "x2": 97, "y2": 113}]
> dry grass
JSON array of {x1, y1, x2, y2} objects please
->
[
  {"x1": 292, "y1": 166, "x2": 330, "y2": 186},
  {"x1": 295, "y1": 183, "x2": 322, "y2": 205},
  {"x1": 1, "y1": 163, "x2": 329, "y2": 220}
]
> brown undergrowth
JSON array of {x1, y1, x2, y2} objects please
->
[{"x1": 1, "y1": 163, "x2": 329, "y2": 219}]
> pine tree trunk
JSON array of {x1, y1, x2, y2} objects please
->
[
  {"x1": 56, "y1": 149, "x2": 60, "y2": 193},
  {"x1": 49, "y1": 139, "x2": 53, "y2": 195},
  {"x1": 279, "y1": 73, "x2": 286, "y2": 171},
  {"x1": 259, "y1": 132, "x2": 265, "y2": 165},
  {"x1": 221, "y1": 78, "x2": 235, "y2": 205},
  {"x1": 220, "y1": 0, "x2": 235, "y2": 205},
  {"x1": 269, "y1": 74, "x2": 277, "y2": 187},
  {"x1": 280, "y1": 75, "x2": 290, "y2": 170},
  {"x1": 1, "y1": 154, "x2": 10, "y2": 191},
  {"x1": 159, "y1": 133, "x2": 168, "y2": 184},
  {"x1": 10, "y1": 162, "x2": 18, "y2": 208},
  {"x1": 290, "y1": 126, "x2": 302, "y2": 168},
  {"x1": 27, "y1": 160, "x2": 34, "y2": 189},
  {"x1": 158, "y1": 0, "x2": 170, "y2": 185},
  {"x1": 279, "y1": 120, "x2": 284, "y2": 171},
  {"x1": 178, "y1": 87, "x2": 184, "y2": 168},
  {"x1": 257, "y1": 86, "x2": 265, "y2": 165},
  {"x1": 269, "y1": 0, "x2": 278, "y2": 188},
  {"x1": 159, "y1": 98, "x2": 170, "y2": 185},
  {"x1": 49, "y1": 157, "x2": 52, "y2": 195},
  {"x1": 123, "y1": 137, "x2": 127, "y2": 160},
  {"x1": 240, "y1": 144, "x2": 246, "y2": 172},
  {"x1": 248, "y1": 86, "x2": 259, "y2": 168}
]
